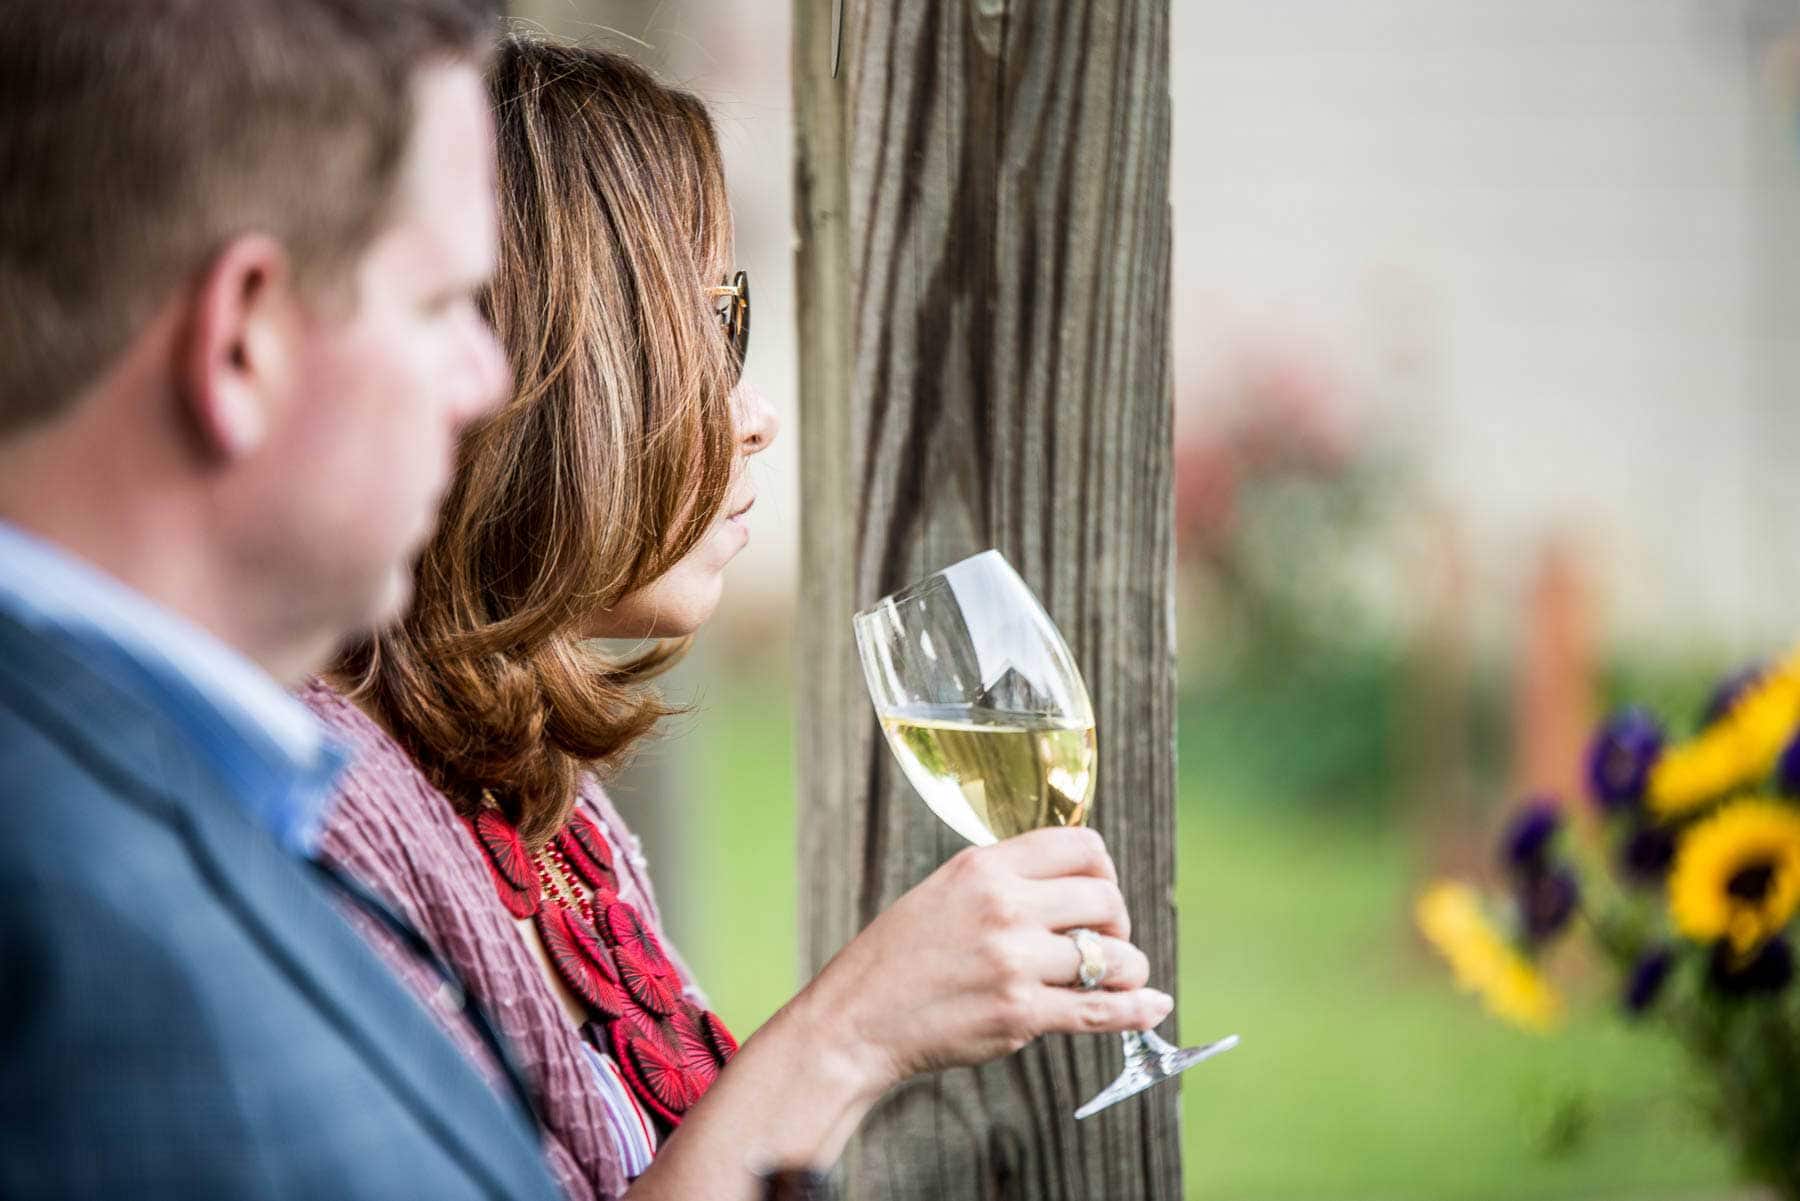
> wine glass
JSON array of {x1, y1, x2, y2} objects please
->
[{"x1": 852, "y1": 549, "x2": 1237, "y2": 1119}]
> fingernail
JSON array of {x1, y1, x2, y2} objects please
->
[{"x1": 1149, "y1": 989, "x2": 1174, "y2": 1016}]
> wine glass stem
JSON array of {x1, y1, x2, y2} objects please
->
[{"x1": 1120, "y1": 1026, "x2": 1175, "y2": 1066}]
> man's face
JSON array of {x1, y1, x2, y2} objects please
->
[{"x1": 225, "y1": 62, "x2": 507, "y2": 660}]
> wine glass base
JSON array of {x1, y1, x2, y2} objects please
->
[{"x1": 1073, "y1": 1032, "x2": 1239, "y2": 1120}]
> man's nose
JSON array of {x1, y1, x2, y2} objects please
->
[{"x1": 459, "y1": 320, "x2": 510, "y2": 426}]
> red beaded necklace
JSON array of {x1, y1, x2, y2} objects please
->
[{"x1": 464, "y1": 801, "x2": 737, "y2": 1130}]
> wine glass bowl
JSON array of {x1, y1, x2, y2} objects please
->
[
  {"x1": 854, "y1": 550, "x2": 1096, "y2": 845},
  {"x1": 853, "y1": 549, "x2": 1237, "y2": 1119}
]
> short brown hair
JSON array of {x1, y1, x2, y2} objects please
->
[
  {"x1": 0, "y1": 0, "x2": 498, "y2": 432},
  {"x1": 335, "y1": 35, "x2": 738, "y2": 847}
]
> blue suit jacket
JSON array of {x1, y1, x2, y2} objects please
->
[{"x1": 0, "y1": 610, "x2": 562, "y2": 1201}]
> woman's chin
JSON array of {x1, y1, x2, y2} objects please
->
[{"x1": 584, "y1": 567, "x2": 726, "y2": 641}]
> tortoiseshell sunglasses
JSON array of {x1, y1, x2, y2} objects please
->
[{"x1": 706, "y1": 269, "x2": 750, "y2": 384}]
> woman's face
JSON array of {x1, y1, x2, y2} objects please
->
[{"x1": 587, "y1": 379, "x2": 779, "y2": 639}]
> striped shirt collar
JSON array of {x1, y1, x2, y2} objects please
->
[{"x1": 0, "y1": 520, "x2": 345, "y2": 855}]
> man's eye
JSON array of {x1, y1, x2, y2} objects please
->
[{"x1": 425, "y1": 288, "x2": 480, "y2": 316}]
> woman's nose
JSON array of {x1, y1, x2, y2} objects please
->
[{"x1": 733, "y1": 380, "x2": 780, "y2": 456}]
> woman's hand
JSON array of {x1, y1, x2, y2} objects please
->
[
  {"x1": 796, "y1": 826, "x2": 1173, "y2": 1093},
  {"x1": 624, "y1": 827, "x2": 1169, "y2": 1199}
]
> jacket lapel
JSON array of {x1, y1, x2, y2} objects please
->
[{"x1": 0, "y1": 612, "x2": 554, "y2": 1201}]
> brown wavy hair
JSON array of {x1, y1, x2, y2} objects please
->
[{"x1": 332, "y1": 34, "x2": 737, "y2": 847}]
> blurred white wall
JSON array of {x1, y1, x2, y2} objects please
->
[{"x1": 1174, "y1": 0, "x2": 1800, "y2": 648}]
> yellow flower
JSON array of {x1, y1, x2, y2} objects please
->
[
  {"x1": 1648, "y1": 649, "x2": 1800, "y2": 819},
  {"x1": 1668, "y1": 798, "x2": 1800, "y2": 954},
  {"x1": 1416, "y1": 881, "x2": 1561, "y2": 1031}
]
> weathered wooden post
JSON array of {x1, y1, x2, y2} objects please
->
[{"x1": 794, "y1": 0, "x2": 1180, "y2": 1196}]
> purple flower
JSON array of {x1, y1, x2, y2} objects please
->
[
  {"x1": 1778, "y1": 733, "x2": 1800, "y2": 798},
  {"x1": 1586, "y1": 709, "x2": 1664, "y2": 812},
  {"x1": 1519, "y1": 867, "x2": 1580, "y2": 944},
  {"x1": 1708, "y1": 937, "x2": 1794, "y2": 998},
  {"x1": 1623, "y1": 946, "x2": 1674, "y2": 1015},
  {"x1": 1501, "y1": 798, "x2": 1562, "y2": 873},
  {"x1": 1700, "y1": 662, "x2": 1764, "y2": 728},
  {"x1": 1618, "y1": 822, "x2": 1679, "y2": 885}
]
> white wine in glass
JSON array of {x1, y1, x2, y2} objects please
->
[
  {"x1": 853, "y1": 549, "x2": 1237, "y2": 1120},
  {"x1": 878, "y1": 704, "x2": 1095, "y2": 844}
]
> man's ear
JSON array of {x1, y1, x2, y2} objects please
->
[{"x1": 178, "y1": 235, "x2": 296, "y2": 462}]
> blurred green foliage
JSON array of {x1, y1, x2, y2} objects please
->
[
  {"x1": 1178, "y1": 641, "x2": 1413, "y2": 816},
  {"x1": 1596, "y1": 647, "x2": 1765, "y2": 740},
  {"x1": 1175, "y1": 640, "x2": 1759, "y2": 821}
]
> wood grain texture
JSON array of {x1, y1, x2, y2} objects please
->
[{"x1": 795, "y1": 0, "x2": 1178, "y2": 1197}]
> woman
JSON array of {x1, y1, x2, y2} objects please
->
[{"x1": 306, "y1": 33, "x2": 1171, "y2": 1201}]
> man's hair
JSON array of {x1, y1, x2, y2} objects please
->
[{"x1": 0, "y1": 0, "x2": 499, "y2": 433}]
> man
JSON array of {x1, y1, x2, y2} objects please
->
[{"x1": 0, "y1": 2, "x2": 560, "y2": 1197}]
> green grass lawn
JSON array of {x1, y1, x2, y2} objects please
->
[
  {"x1": 1176, "y1": 801, "x2": 1735, "y2": 1201},
  {"x1": 676, "y1": 665, "x2": 1745, "y2": 1200}
]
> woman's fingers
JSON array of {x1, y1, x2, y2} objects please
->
[
  {"x1": 1025, "y1": 929, "x2": 1150, "y2": 992},
  {"x1": 984, "y1": 827, "x2": 1116, "y2": 884},
  {"x1": 1035, "y1": 984, "x2": 1174, "y2": 1036},
  {"x1": 1018, "y1": 875, "x2": 1131, "y2": 940}
]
